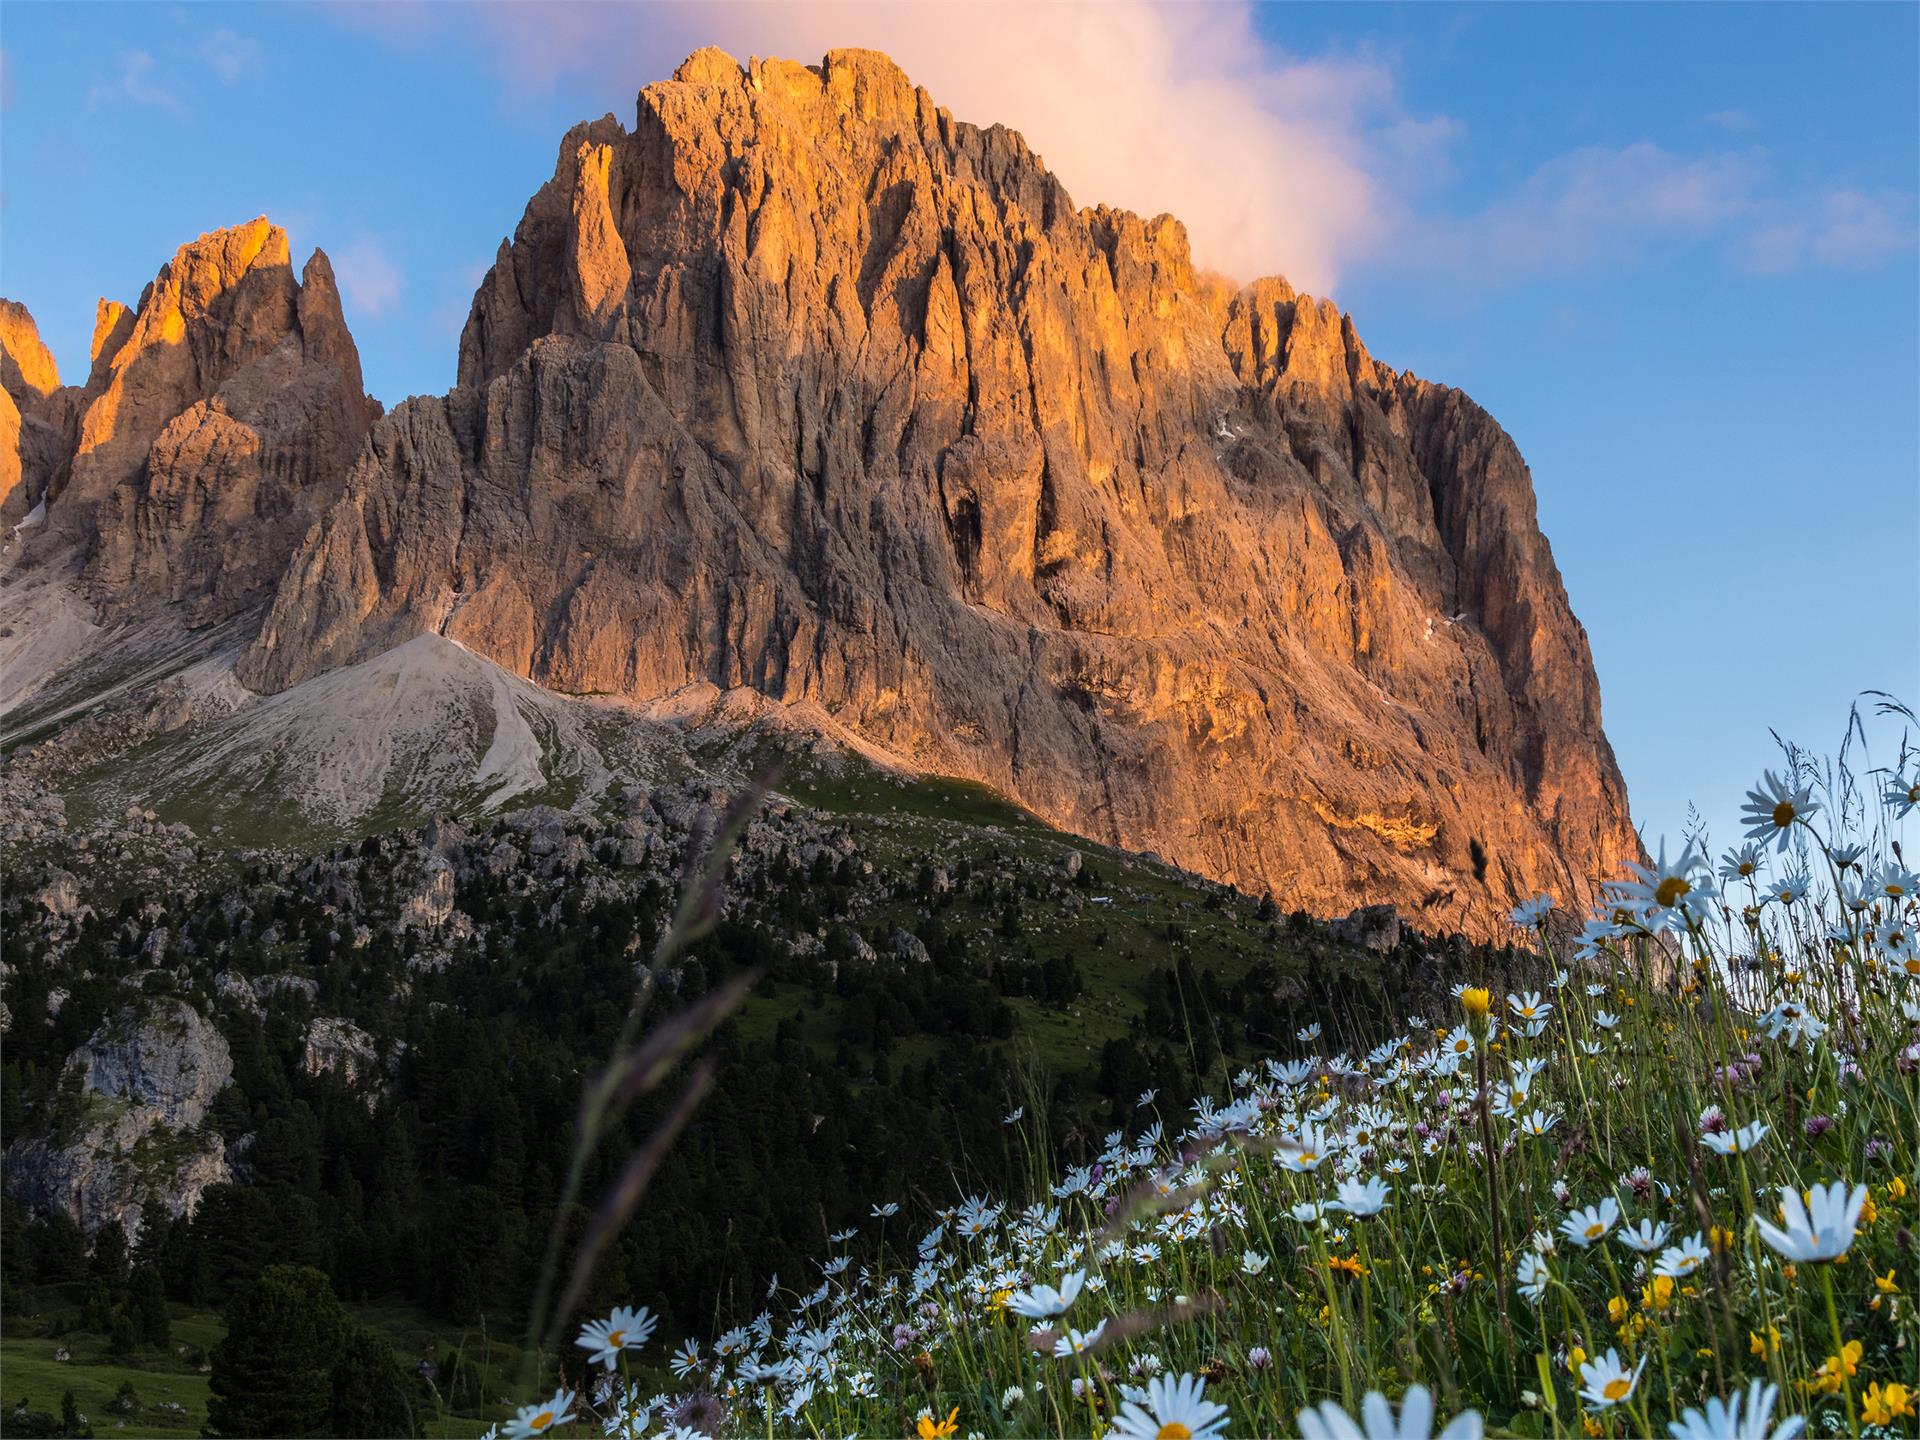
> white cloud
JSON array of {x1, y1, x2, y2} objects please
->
[
  {"x1": 339, "y1": 0, "x2": 1441, "y2": 296},
  {"x1": 201, "y1": 28, "x2": 261, "y2": 83},
  {"x1": 1742, "y1": 189, "x2": 1920, "y2": 274},
  {"x1": 332, "y1": 236, "x2": 403, "y2": 319},
  {"x1": 86, "y1": 50, "x2": 186, "y2": 116},
  {"x1": 1408, "y1": 142, "x2": 1916, "y2": 288},
  {"x1": 335, "y1": 1, "x2": 1915, "y2": 299}
]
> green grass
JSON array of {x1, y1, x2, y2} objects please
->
[
  {"x1": 0, "y1": 1294, "x2": 524, "y2": 1439},
  {"x1": 0, "y1": 1311, "x2": 212, "y2": 1439}
]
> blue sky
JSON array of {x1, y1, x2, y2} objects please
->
[{"x1": 3, "y1": 2, "x2": 1915, "y2": 867}]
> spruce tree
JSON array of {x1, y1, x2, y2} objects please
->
[
  {"x1": 204, "y1": 1265, "x2": 344, "y2": 1438},
  {"x1": 328, "y1": 1325, "x2": 420, "y2": 1438}
]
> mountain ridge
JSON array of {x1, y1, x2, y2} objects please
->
[{"x1": 2, "y1": 46, "x2": 1637, "y2": 937}]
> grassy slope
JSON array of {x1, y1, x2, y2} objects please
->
[{"x1": 0, "y1": 1292, "x2": 519, "y2": 1437}]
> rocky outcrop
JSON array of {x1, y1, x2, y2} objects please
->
[
  {"x1": 301, "y1": 1017, "x2": 396, "y2": 1102},
  {"x1": 1, "y1": 300, "x2": 74, "y2": 526},
  {"x1": 4, "y1": 999, "x2": 233, "y2": 1237},
  {"x1": 2, "y1": 219, "x2": 380, "y2": 618},
  {"x1": 234, "y1": 48, "x2": 1635, "y2": 934}
]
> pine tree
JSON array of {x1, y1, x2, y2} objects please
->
[
  {"x1": 328, "y1": 1325, "x2": 420, "y2": 1438},
  {"x1": 88, "y1": 1222, "x2": 129, "y2": 1294},
  {"x1": 204, "y1": 1265, "x2": 344, "y2": 1438},
  {"x1": 129, "y1": 1265, "x2": 170, "y2": 1348}
]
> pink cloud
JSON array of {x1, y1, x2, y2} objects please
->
[{"x1": 333, "y1": 0, "x2": 1438, "y2": 297}]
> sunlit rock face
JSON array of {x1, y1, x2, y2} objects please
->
[
  {"x1": 15, "y1": 48, "x2": 1637, "y2": 935},
  {"x1": 1, "y1": 299, "x2": 72, "y2": 525},
  {"x1": 2, "y1": 219, "x2": 381, "y2": 619}
]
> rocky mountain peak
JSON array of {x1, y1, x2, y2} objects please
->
[
  {"x1": 2, "y1": 217, "x2": 381, "y2": 620},
  {"x1": 218, "y1": 47, "x2": 1638, "y2": 934},
  {"x1": 0, "y1": 299, "x2": 61, "y2": 403}
]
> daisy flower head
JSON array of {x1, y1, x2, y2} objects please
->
[
  {"x1": 1701, "y1": 1120, "x2": 1769, "y2": 1156},
  {"x1": 1617, "y1": 1218, "x2": 1672, "y2": 1254},
  {"x1": 506, "y1": 1388, "x2": 576, "y2": 1438},
  {"x1": 1741, "y1": 770, "x2": 1820, "y2": 851},
  {"x1": 1578, "y1": 1349, "x2": 1646, "y2": 1410},
  {"x1": 1278, "y1": 1124, "x2": 1333, "y2": 1173},
  {"x1": 1610, "y1": 839, "x2": 1718, "y2": 931},
  {"x1": 1109, "y1": 1372, "x2": 1231, "y2": 1440},
  {"x1": 1561, "y1": 1197, "x2": 1621, "y2": 1248},
  {"x1": 1298, "y1": 1385, "x2": 1484, "y2": 1440},
  {"x1": 1754, "y1": 1180, "x2": 1868, "y2": 1262},
  {"x1": 1507, "y1": 991, "x2": 1551, "y2": 1022},
  {"x1": 1884, "y1": 771, "x2": 1920, "y2": 819},
  {"x1": 1516, "y1": 1251, "x2": 1551, "y2": 1304},
  {"x1": 1516, "y1": 1109, "x2": 1561, "y2": 1139},
  {"x1": 1052, "y1": 1319, "x2": 1108, "y2": 1357},
  {"x1": 1334, "y1": 1176, "x2": 1391, "y2": 1217},
  {"x1": 1875, "y1": 918, "x2": 1914, "y2": 965},
  {"x1": 1665, "y1": 1378, "x2": 1805, "y2": 1440},
  {"x1": 1655, "y1": 1233, "x2": 1712, "y2": 1280},
  {"x1": 1719, "y1": 842, "x2": 1766, "y2": 884},
  {"x1": 1006, "y1": 1269, "x2": 1085, "y2": 1319},
  {"x1": 575, "y1": 1307, "x2": 656, "y2": 1371},
  {"x1": 1510, "y1": 894, "x2": 1554, "y2": 929}
]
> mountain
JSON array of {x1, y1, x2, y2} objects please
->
[{"x1": 1, "y1": 47, "x2": 1637, "y2": 936}]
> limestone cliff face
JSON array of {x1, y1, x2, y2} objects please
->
[
  {"x1": 236, "y1": 48, "x2": 1637, "y2": 933},
  {"x1": 3, "y1": 219, "x2": 380, "y2": 619},
  {"x1": 3, "y1": 1001, "x2": 234, "y2": 1238}
]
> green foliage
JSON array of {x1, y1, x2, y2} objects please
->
[
  {"x1": 329, "y1": 1325, "x2": 421, "y2": 1438},
  {"x1": 204, "y1": 1265, "x2": 343, "y2": 1438}
]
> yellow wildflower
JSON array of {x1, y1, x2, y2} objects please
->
[
  {"x1": 1874, "y1": 1269, "x2": 1898, "y2": 1295},
  {"x1": 1862, "y1": 1383, "x2": 1915, "y2": 1426},
  {"x1": 1640, "y1": 1275, "x2": 1675, "y2": 1312},
  {"x1": 1607, "y1": 1296, "x2": 1629, "y2": 1323},
  {"x1": 917, "y1": 1407, "x2": 960, "y2": 1440},
  {"x1": 1890, "y1": 1177, "x2": 1909, "y2": 1201},
  {"x1": 1750, "y1": 1326, "x2": 1781, "y2": 1357},
  {"x1": 1460, "y1": 987, "x2": 1492, "y2": 1023},
  {"x1": 1806, "y1": 1340, "x2": 1863, "y2": 1395}
]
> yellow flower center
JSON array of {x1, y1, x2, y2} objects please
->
[
  {"x1": 1604, "y1": 1378, "x2": 1631, "y2": 1402},
  {"x1": 1300, "y1": 1151, "x2": 1318, "y2": 1164},
  {"x1": 1654, "y1": 876, "x2": 1690, "y2": 907},
  {"x1": 1158, "y1": 1426, "x2": 1194, "y2": 1440},
  {"x1": 1585, "y1": 1223, "x2": 1605, "y2": 1239},
  {"x1": 608, "y1": 1330, "x2": 625, "y2": 1346},
  {"x1": 532, "y1": 1412, "x2": 553, "y2": 1431},
  {"x1": 1771, "y1": 799, "x2": 1795, "y2": 828}
]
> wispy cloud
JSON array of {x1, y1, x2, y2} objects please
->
[
  {"x1": 333, "y1": 235, "x2": 403, "y2": 319},
  {"x1": 1414, "y1": 142, "x2": 1917, "y2": 288},
  {"x1": 333, "y1": 0, "x2": 1915, "y2": 301},
  {"x1": 200, "y1": 28, "x2": 260, "y2": 84},
  {"x1": 1742, "y1": 189, "x2": 1919, "y2": 274},
  {"x1": 86, "y1": 50, "x2": 186, "y2": 116}
]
